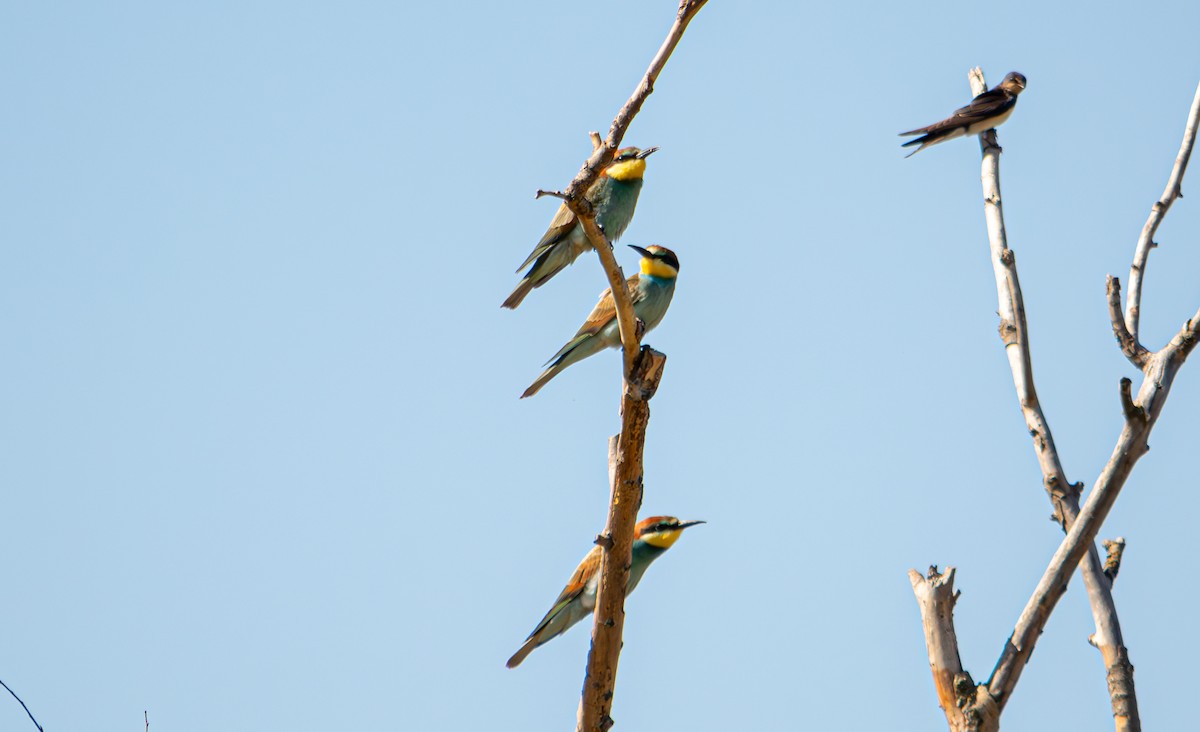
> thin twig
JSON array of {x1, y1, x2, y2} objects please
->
[
  {"x1": 1125, "y1": 83, "x2": 1200, "y2": 340},
  {"x1": 0, "y1": 679, "x2": 43, "y2": 732},
  {"x1": 967, "y1": 68, "x2": 1139, "y2": 731}
]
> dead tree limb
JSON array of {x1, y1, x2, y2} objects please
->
[
  {"x1": 912, "y1": 73, "x2": 1200, "y2": 732},
  {"x1": 910, "y1": 568, "x2": 999, "y2": 732},
  {"x1": 1124, "y1": 83, "x2": 1200, "y2": 341},
  {"x1": 577, "y1": 351, "x2": 667, "y2": 732},
  {"x1": 550, "y1": 0, "x2": 709, "y2": 380},
  {"x1": 984, "y1": 78, "x2": 1200, "y2": 724},
  {"x1": 566, "y1": 3, "x2": 709, "y2": 731},
  {"x1": 966, "y1": 68, "x2": 1140, "y2": 732}
]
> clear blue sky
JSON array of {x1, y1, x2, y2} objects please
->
[{"x1": 3, "y1": 1, "x2": 1200, "y2": 730}]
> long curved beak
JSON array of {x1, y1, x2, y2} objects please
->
[
  {"x1": 676, "y1": 520, "x2": 705, "y2": 530},
  {"x1": 636, "y1": 146, "x2": 659, "y2": 159},
  {"x1": 628, "y1": 244, "x2": 653, "y2": 258}
]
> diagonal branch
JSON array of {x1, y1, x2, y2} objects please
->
[
  {"x1": 986, "y1": 345, "x2": 1196, "y2": 710},
  {"x1": 986, "y1": 77, "x2": 1200, "y2": 726},
  {"x1": 572, "y1": 3, "x2": 708, "y2": 731},
  {"x1": 967, "y1": 68, "x2": 1140, "y2": 731},
  {"x1": 555, "y1": 0, "x2": 709, "y2": 381},
  {"x1": 1124, "y1": 82, "x2": 1200, "y2": 341}
]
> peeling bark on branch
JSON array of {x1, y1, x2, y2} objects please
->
[{"x1": 1101, "y1": 538, "x2": 1126, "y2": 583}]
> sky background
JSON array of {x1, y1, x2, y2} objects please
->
[{"x1": 3, "y1": 1, "x2": 1200, "y2": 730}]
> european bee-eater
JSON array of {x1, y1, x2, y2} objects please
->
[
  {"x1": 502, "y1": 146, "x2": 658, "y2": 309},
  {"x1": 520, "y1": 244, "x2": 679, "y2": 399},
  {"x1": 900, "y1": 71, "x2": 1027, "y2": 157},
  {"x1": 506, "y1": 516, "x2": 704, "y2": 669}
]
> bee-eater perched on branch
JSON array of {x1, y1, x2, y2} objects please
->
[
  {"x1": 520, "y1": 244, "x2": 678, "y2": 398},
  {"x1": 506, "y1": 516, "x2": 703, "y2": 669},
  {"x1": 503, "y1": 146, "x2": 658, "y2": 309},
  {"x1": 900, "y1": 71, "x2": 1026, "y2": 157}
]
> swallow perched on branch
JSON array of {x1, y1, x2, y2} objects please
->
[
  {"x1": 520, "y1": 244, "x2": 678, "y2": 399},
  {"x1": 506, "y1": 516, "x2": 703, "y2": 668},
  {"x1": 503, "y1": 146, "x2": 658, "y2": 309},
  {"x1": 900, "y1": 71, "x2": 1027, "y2": 157}
]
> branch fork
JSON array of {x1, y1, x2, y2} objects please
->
[{"x1": 910, "y1": 69, "x2": 1200, "y2": 732}]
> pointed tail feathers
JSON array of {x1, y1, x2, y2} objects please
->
[
  {"x1": 521, "y1": 363, "x2": 564, "y2": 399},
  {"x1": 520, "y1": 332, "x2": 609, "y2": 398},
  {"x1": 505, "y1": 236, "x2": 585, "y2": 308},
  {"x1": 900, "y1": 129, "x2": 963, "y2": 157},
  {"x1": 902, "y1": 136, "x2": 933, "y2": 158},
  {"x1": 506, "y1": 638, "x2": 538, "y2": 668},
  {"x1": 502, "y1": 278, "x2": 535, "y2": 309}
]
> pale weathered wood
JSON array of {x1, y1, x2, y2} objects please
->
[
  {"x1": 1124, "y1": 82, "x2": 1200, "y2": 341},
  {"x1": 984, "y1": 79, "x2": 1200, "y2": 731},
  {"x1": 909, "y1": 568, "x2": 999, "y2": 732},
  {"x1": 1108, "y1": 277, "x2": 1149, "y2": 368},
  {"x1": 966, "y1": 68, "x2": 1140, "y2": 730}
]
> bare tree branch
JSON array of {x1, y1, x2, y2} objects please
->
[
  {"x1": 1125, "y1": 82, "x2": 1200, "y2": 340},
  {"x1": 966, "y1": 67, "x2": 1140, "y2": 731},
  {"x1": 569, "y1": 5, "x2": 708, "y2": 730},
  {"x1": 910, "y1": 567, "x2": 999, "y2": 732},
  {"x1": 988, "y1": 386, "x2": 1150, "y2": 708},
  {"x1": 986, "y1": 79, "x2": 1200, "y2": 727},
  {"x1": 1108, "y1": 277, "x2": 1150, "y2": 368},
  {"x1": 533, "y1": 188, "x2": 569, "y2": 201},
  {"x1": 552, "y1": 0, "x2": 709, "y2": 380},
  {"x1": 577, "y1": 348, "x2": 667, "y2": 732}
]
